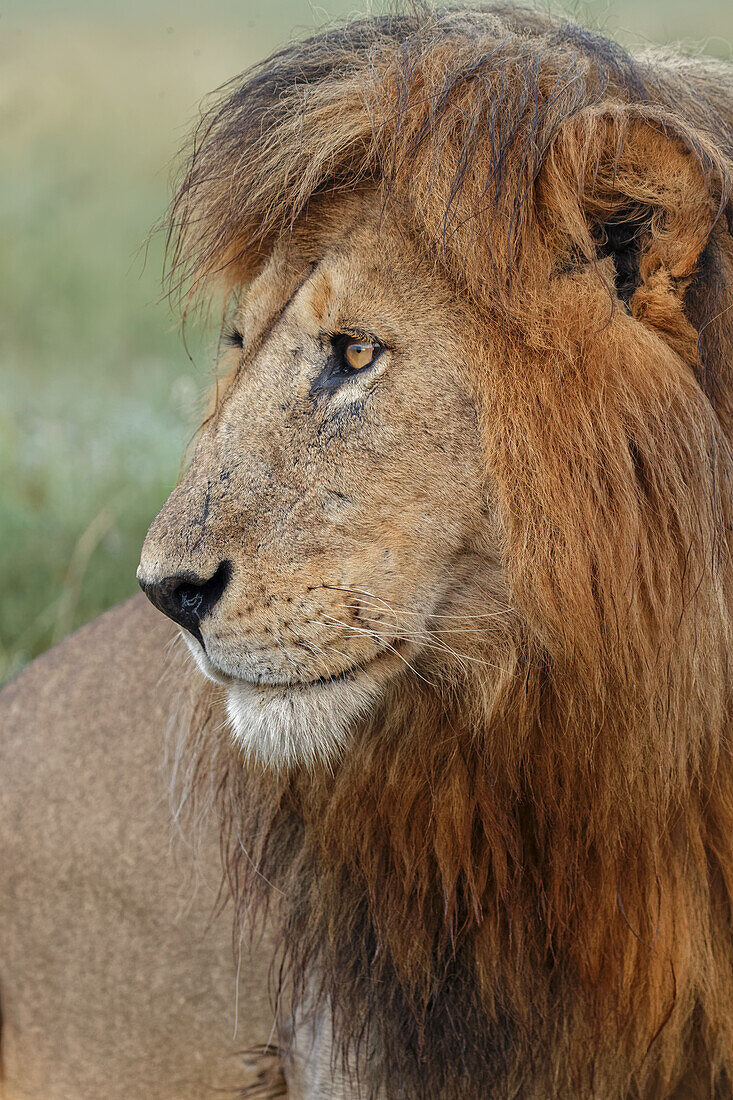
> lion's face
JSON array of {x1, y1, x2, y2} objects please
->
[{"x1": 138, "y1": 197, "x2": 504, "y2": 768}]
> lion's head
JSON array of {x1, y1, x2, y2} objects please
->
[
  {"x1": 138, "y1": 7, "x2": 733, "y2": 1095},
  {"x1": 138, "y1": 8, "x2": 733, "y2": 778},
  {"x1": 139, "y1": 192, "x2": 500, "y2": 770}
]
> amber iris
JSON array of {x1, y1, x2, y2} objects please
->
[{"x1": 344, "y1": 342, "x2": 377, "y2": 370}]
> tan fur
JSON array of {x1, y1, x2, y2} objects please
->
[{"x1": 0, "y1": 599, "x2": 285, "y2": 1099}]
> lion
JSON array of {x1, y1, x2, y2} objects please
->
[{"x1": 4, "y1": 4, "x2": 733, "y2": 1097}]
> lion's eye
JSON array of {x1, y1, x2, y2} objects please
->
[
  {"x1": 311, "y1": 332, "x2": 385, "y2": 399},
  {"x1": 344, "y1": 342, "x2": 377, "y2": 370},
  {"x1": 332, "y1": 334, "x2": 382, "y2": 373}
]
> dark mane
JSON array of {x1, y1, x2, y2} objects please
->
[
  {"x1": 166, "y1": 6, "x2": 733, "y2": 1097},
  {"x1": 166, "y1": 4, "x2": 731, "y2": 295}
]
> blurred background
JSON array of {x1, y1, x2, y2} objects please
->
[{"x1": 2, "y1": 0, "x2": 732, "y2": 683}]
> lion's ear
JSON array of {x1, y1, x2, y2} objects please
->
[{"x1": 538, "y1": 108, "x2": 732, "y2": 415}]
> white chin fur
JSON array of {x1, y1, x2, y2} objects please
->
[{"x1": 225, "y1": 676, "x2": 383, "y2": 772}]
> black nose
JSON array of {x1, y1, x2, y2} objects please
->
[{"x1": 139, "y1": 561, "x2": 231, "y2": 644}]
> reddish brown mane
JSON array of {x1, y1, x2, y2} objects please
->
[{"x1": 167, "y1": 5, "x2": 733, "y2": 1096}]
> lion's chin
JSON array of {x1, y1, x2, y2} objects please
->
[
  {"x1": 179, "y1": 629, "x2": 390, "y2": 771},
  {"x1": 224, "y1": 676, "x2": 383, "y2": 772}
]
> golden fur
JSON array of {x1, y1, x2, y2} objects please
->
[{"x1": 138, "y1": 5, "x2": 733, "y2": 1096}]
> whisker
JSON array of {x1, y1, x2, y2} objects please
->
[
  {"x1": 317, "y1": 615, "x2": 438, "y2": 688},
  {"x1": 318, "y1": 582, "x2": 511, "y2": 624},
  {"x1": 317, "y1": 612, "x2": 503, "y2": 675},
  {"x1": 318, "y1": 582, "x2": 404, "y2": 613},
  {"x1": 358, "y1": 601, "x2": 512, "y2": 626},
  {"x1": 414, "y1": 636, "x2": 504, "y2": 673},
  {"x1": 356, "y1": 606, "x2": 505, "y2": 635},
  {"x1": 385, "y1": 629, "x2": 501, "y2": 669},
  {"x1": 300, "y1": 636, "x2": 371, "y2": 681},
  {"x1": 294, "y1": 637, "x2": 335, "y2": 682}
]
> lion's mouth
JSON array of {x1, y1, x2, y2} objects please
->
[
  {"x1": 184, "y1": 630, "x2": 407, "y2": 693},
  {"x1": 242, "y1": 661, "x2": 363, "y2": 691},
  {"x1": 237, "y1": 640, "x2": 409, "y2": 691}
]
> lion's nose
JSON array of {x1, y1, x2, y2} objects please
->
[{"x1": 138, "y1": 561, "x2": 232, "y2": 643}]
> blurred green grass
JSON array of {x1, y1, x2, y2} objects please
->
[{"x1": 1, "y1": 0, "x2": 732, "y2": 682}]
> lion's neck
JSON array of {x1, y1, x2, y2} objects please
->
[{"x1": 216, "y1": 669, "x2": 733, "y2": 1097}]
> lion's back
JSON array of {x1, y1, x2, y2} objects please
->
[{"x1": 0, "y1": 596, "x2": 279, "y2": 1099}]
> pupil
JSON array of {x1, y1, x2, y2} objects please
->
[{"x1": 348, "y1": 343, "x2": 373, "y2": 368}]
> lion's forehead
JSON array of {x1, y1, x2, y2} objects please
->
[{"x1": 237, "y1": 201, "x2": 456, "y2": 347}]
